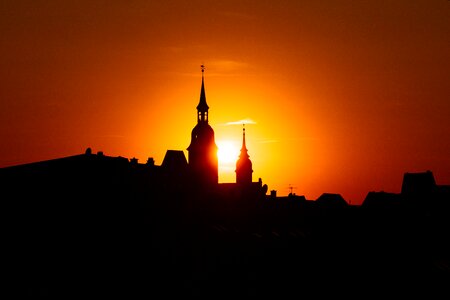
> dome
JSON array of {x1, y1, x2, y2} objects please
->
[
  {"x1": 188, "y1": 123, "x2": 217, "y2": 151},
  {"x1": 191, "y1": 123, "x2": 215, "y2": 141},
  {"x1": 236, "y1": 156, "x2": 252, "y2": 169}
]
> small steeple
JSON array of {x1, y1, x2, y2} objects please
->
[
  {"x1": 236, "y1": 123, "x2": 253, "y2": 184},
  {"x1": 196, "y1": 64, "x2": 209, "y2": 122},
  {"x1": 239, "y1": 124, "x2": 250, "y2": 159}
]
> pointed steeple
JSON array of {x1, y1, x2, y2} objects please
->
[
  {"x1": 196, "y1": 65, "x2": 209, "y2": 122},
  {"x1": 236, "y1": 124, "x2": 253, "y2": 184},
  {"x1": 187, "y1": 64, "x2": 218, "y2": 187},
  {"x1": 239, "y1": 124, "x2": 250, "y2": 159}
]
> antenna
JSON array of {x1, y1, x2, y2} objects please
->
[{"x1": 288, "y1": 184, "x2": 297, "y2": 196}]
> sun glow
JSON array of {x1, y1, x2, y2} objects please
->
[{"x1": 217, "y1": 140, "x2": 240, "y2": 165}]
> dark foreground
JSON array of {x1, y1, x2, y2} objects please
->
[
  {"x1": 3, "y1": 151, "x2": 449, "y2": 298},
  {"x1": 6, "y1": 192, "x2": 450, "y2": 298}
]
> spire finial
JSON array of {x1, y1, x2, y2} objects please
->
[
  {"x1": 201, "y1": 64, "x2": 205, "y2": 74},
  {"x1": 241, "y1": 123, "x2": 247, "y2": 152}
]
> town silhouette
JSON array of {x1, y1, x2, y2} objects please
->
[{"x1": 2, "y1": 67, "x2": 450, "y2": 298}]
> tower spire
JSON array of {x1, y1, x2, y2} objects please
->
[
  {"x1": 188, "y1": 64, "x2": 218, "y2": 187},
  {"x1": 197, "y1": 64, "x2": 209, "y2": 122},
  {"x1": 236, "y1": 123, "x2": 253, "y2": 184},
  {"x1": 240, "y1": 124, "x2": 249, "y2": 158}
]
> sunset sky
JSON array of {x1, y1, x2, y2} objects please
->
[{"x1": 1, "y1": 0, "x2": 449, "y2": 204}]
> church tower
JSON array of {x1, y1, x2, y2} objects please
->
[
  {"x1": 236, "y1": 124, "x2": 253, "y2": 185},
  {"x1": 187, "y1": 65, "x2": 218, "y2": 187}
]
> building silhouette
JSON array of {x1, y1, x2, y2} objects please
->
[
  {"x1": 235, "y1": 124, "x2": 253, "y2": 185},
  {"x1": 0, "y1": 66, "x2": 267, "y2": 201},
  {"x1": 187, "y1": 65, "x2": 218, "y2": 188},
  {"x1": 1, "y1": 67, "x2": 450, "y2": 298}
]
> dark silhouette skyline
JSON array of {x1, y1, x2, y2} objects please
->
[
  {"x1": 2, "y1": 1, "x2": 449, "y2": 206},
  {"x1": 2, "y1": 67, "x2": 450, "y2": 298}
]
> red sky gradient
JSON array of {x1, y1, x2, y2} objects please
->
[{"x1": 1, "y1": 1, "x2": 449, "y2": 204}]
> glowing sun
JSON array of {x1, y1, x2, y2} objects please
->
[{"x1": 217, "y1": 140, "x2": 240, "y2": 165}]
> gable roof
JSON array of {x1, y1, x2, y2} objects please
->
[{"x1": 162, "y1": 150, "x2": 188, "y2": 170}]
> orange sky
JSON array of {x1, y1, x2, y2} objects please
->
[{"x1": 1, "y1": 0, "x2": 449, "y2": 204}]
